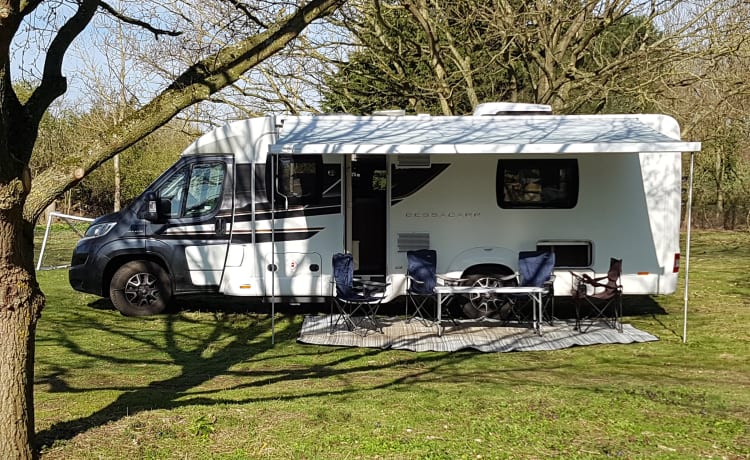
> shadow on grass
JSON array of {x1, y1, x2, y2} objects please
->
[
  {"x1": 34, "y1": 298, "x2": 481, "y2": 453},
  {"x1": 36, "y1": 294, "x2": 671, "y2": 452},
  {"x1": 550, "y1": 295, "x2": 667, "y2": 318},
  {"x1": 89, "y1": 293, "x2": 668, "y2": 318}
]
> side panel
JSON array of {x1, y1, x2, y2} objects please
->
[
  {"x1": 221, "y1": 156, "x2": 344, "y2": 297},
  {"x1": 388, "y1": 153, "x2": 680, "y2": 296},
  {"x1": 639, "y1": 151, "x2": 681, "y2": 294}
]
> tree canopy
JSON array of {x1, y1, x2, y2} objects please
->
[{"x1": 322, "y1": 0, "x2": 728, "y2": 115}]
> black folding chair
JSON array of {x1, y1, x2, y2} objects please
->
[
  {"x1": 571, "y1": 258, "x2": 623, "y2": 332},
  {"x1": 330, "y1": 253, "x2": 388, "y2": 335}
]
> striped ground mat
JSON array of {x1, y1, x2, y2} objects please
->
[{"x1": 298, "y1": 315, "x2": 658, "y2": 352}]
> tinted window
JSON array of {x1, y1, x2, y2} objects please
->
[
  {"x1": 391, "y1": 164, "x2": 449, "y2": 201},
  {"x1": 158, "y1": 162, "x2": 225, "y2": 218},
  {"x1": 268, "y1": 155, "x2": 324, "y2": 208},
  {"x1": 497, "y1": 159, "x2": 578, "y2": 209},
  {"x1": 184, "y1": 163, "x2": 225, "y2": 217}
]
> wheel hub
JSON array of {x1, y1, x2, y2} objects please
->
[{"x1": 125, "y1": 273, "x2": 159, "y2": 307}]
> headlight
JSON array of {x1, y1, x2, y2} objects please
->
[{"x1": 84, "y1": 222, "x2": 117, "y2": 238}]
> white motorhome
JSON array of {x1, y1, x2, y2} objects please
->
[{"x1": 69, "y1": 103, "x2": 701, "y2": 316}]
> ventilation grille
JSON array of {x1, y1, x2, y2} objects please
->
[
  {"x1": 397, "y1": 233, "x2": 430, "y2": 252},
  {"x1": 396, "y1": 155, "x2": 431, "y2": 169}
]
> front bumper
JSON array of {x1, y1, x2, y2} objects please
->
[{"x1": 68, "y1": 238, "x2": 106, "y2": 296}]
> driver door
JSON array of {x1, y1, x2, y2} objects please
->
[{"x1": 146, "y1": 155, "x2": 234, "y2": 291}]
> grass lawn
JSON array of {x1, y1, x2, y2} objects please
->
[{"x1": 34, "y1": 231, "x2": 749, "y2": 459}]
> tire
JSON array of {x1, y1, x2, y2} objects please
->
[
  {"x1": 461, "y1": 269, "x2": 517, "y2": 319},
  {"x1": 109, "y1": 261, "x2": 172, "y2": 316}
]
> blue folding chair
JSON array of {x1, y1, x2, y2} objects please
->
[
  {"x1": 406, "y1": 249, "x2": 466, "y2": 326},
  {"x1": 405, "y1": 249, "x2": 438, "y2": 325},
  {"x1": 330, "y1": 253, "x2": 388, "y2": 335},
  {"x1": 509, "y1": 250, "x2": 556, "y2": 324}
]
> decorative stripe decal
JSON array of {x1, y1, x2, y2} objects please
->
[{"x1": 154, "y1": 228, "x2": 324, "y2": 243}]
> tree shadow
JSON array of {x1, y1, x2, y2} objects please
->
[
  {"x1": 551, "y1": 295, "x2": 667, "y2": 319},
  {"x1": 91, "y1": 293, "x2": 669, "y2": 318},
  {"x1": 34, "y1": 299, "x2": 478, "y2": 452},
  {"x1": 36, "y1": 293, "x2": 673, "y2": 452}
]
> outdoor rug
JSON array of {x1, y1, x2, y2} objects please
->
[{"x1": 298, "y1": 315, "x2": 659, "y2": 352}]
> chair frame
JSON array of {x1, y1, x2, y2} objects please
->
[
  {"x1": 571, "y1": 258, "x2": 623, "y2": 333},
  {"x1": 507, "y1": 250, "x2": 556, "y2": 326},
  {"x1": 330, "y1": 253, "x2": 389, "y2": 336},
  {"x1": 405, "y1": 249, "x2": 438, "y2": 326},
  {"x1": 405, "y1": 249, "x2": 466, "y2": 326}
]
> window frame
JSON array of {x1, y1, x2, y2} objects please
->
[
  {"x1": 496, "y1": 159, "x2": 579, "y2": 209},
  {"x1": 267, "y1": 154, "x2": 324, "y2": 209},
  {"x1": 154, "y1": 161, "x2": 226, "y2": 219}
]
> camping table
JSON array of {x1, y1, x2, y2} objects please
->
[{"x1": 434, "y1": 285, "x2": 546, "y2": 336}]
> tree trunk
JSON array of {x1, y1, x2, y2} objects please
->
[
  {"x1": 0, "y1": 203, "x2": 45, "y2": 459},
  {"x1": 113, "y1": 154, "x2": 121, "y2": 212}
]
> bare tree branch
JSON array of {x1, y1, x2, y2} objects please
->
[
  {"x1": 25, "y1": 0, "x2": 345, "y2": 221},
  {"x1": 98, "y1": 0, "x2": 182, "y2": 38},
  {"x1": 224, "y1": 0, "x2": 268, "y2": 29},
  {"x1": 23, "y1": 0, "x2": 98, "y2": 154}
]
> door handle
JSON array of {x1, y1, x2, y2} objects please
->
[{"x1": 215, "y1": 218, "x2": 226, "y2": 236}]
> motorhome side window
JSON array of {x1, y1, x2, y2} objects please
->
[
  {"x1": 497, "y1": 159, "x2": 579, "y2": 209},
  {"x1": 158, "y1": 162, "x2": 225, "y2": 218},
  {"x1": 268, "y1": 155, "x2": 323, "y2": 208}
]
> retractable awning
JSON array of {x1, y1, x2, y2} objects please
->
[
  {"x1": 269, "y1": 112, "x2": 702, "y2": 343},
  {"x1": 270, "y1": 114, "x2": 701, "y2": 155}
]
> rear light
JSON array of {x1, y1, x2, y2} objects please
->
[{"x1": 673, "y1": 253, "x2": 681, "y2": 273}]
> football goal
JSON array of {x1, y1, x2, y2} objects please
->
[{"x1": 35, "y1": 212, "x2": 94, "y2": 270}]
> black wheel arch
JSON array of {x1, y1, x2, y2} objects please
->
[{"x1": 461, "y1": 263, "x2": 515, "y2": 279}]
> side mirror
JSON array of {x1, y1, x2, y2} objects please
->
[{"x1": 143, "y1": 193, "x2": 171, "y2": 223}]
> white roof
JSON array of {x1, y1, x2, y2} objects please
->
[{"x1": 270, "y1": 114, "x2": 701, "y2": 155}]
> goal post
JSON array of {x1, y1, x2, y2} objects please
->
[{"x1": 36, "y1": 212, "x2": 95, "y2": 271}]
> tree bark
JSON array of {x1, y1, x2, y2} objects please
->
[{"x1": 0, "y1": 202, "x2": 44, "y2": 459}]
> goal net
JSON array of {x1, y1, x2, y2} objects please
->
[{"x1": 35, "y1": 212, "x2": 95, "y2": 271}]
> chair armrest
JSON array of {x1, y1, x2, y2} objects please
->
[
  {"x1": 352, "y1": 277, "x2": 374, "y2": 288},
  {"x1": 358, "y1": 279, "x2": 389, "y2": 287},
  {"x1": 356, "y1": 279, "x2": 390, "y2": 295},
  {"x1": 571, "y1": 272, "x2": 606, "y2": 285},
  {"x1": 570, "y1": 272, "x2": 617, "y2": 294},
  {"x1": 499, "y1": 272, "x2": 519, "y2": 283},
  {"x1": 406, "y1": 275, "x2": 425, "y2": 285},
  {"x1": 583, "y1": 276, "x2": 612, "y2": 289}
]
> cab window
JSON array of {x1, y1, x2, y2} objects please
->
[{"x1": 159, "y1": 162, "x2": 225, "y2": 218}]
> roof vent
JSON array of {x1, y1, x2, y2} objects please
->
[
  {"x1": 473, "y1": 102, "x2": 552, "y2": 116},
  {"x1": 372, "y1": 109, "x2": 406, "y2": 116}
]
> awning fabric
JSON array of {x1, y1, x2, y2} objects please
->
[{"x1": 270, "y1": 114, "x2": 701, "y2": 155}]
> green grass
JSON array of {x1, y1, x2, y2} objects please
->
[
  {"x1": 35, "y1": 220, "x2": 91, "y2": 269},
  {"x1": 34, "y1": 231, "x2": 750, "y2": 459}
]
